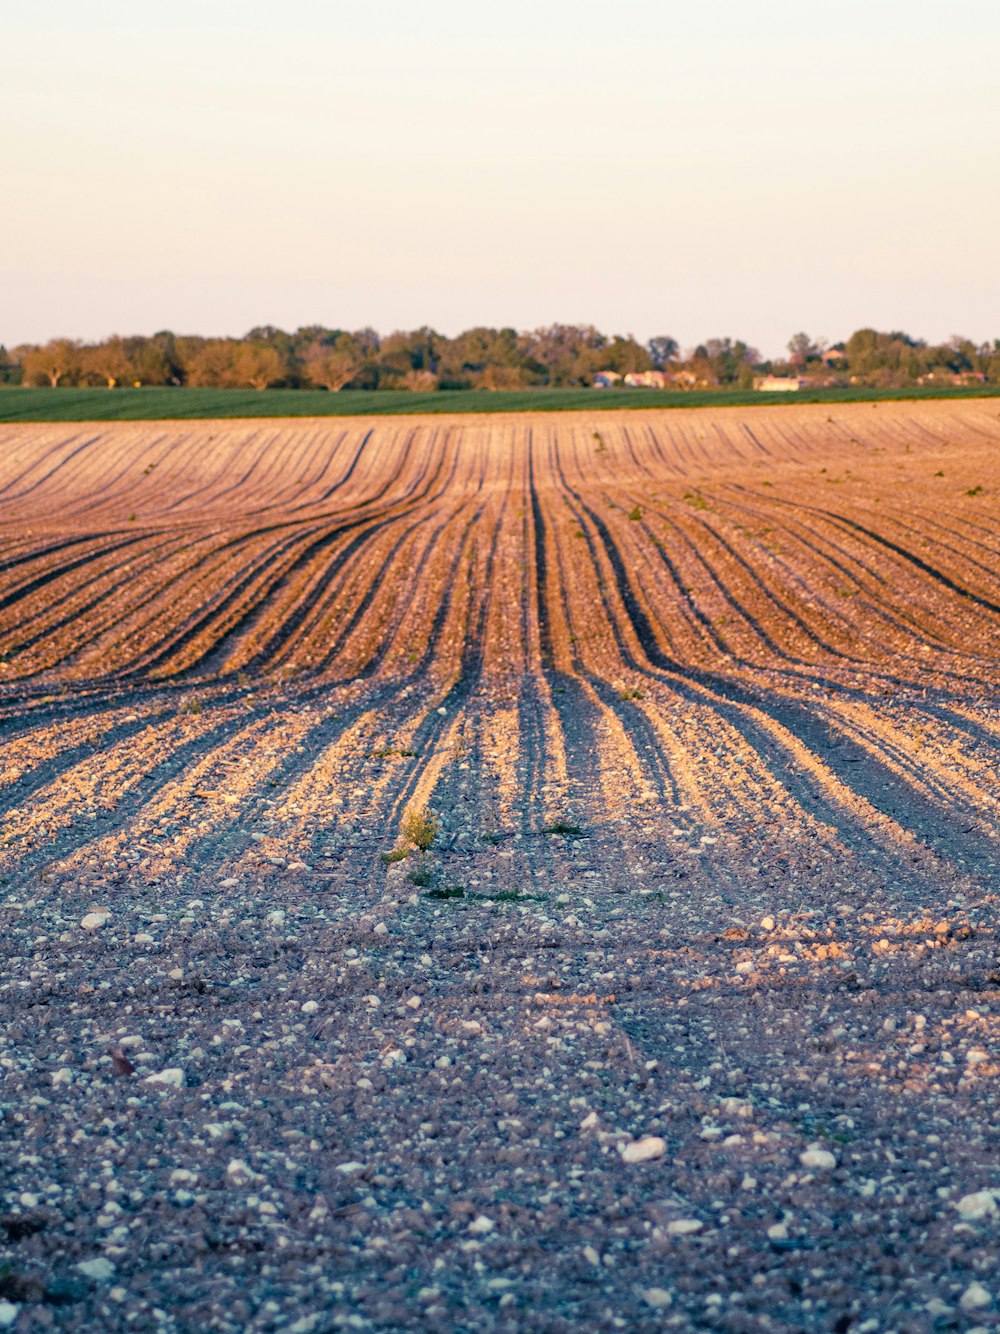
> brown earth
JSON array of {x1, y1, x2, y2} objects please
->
[{"x1": 0, "y1": 400, "x2": 998, "y2": 1332}]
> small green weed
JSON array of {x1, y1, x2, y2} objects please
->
[
  {"x1": 380, "y1": 846, "x2": 409, "y2": 865},
  {"x1": 542, "y1": 820, "x2": 584, "y2": 837},
  {"x1": 402, "y1": 804, "x2": 438, "y2": 851},
  {"x1": 627, "y1": 505, "x2": 643, "y2": 521},
  {"x1": 408, "y1": 863, "x2": 435, "y2": 888},
  {"x1": 425, "y1": 884, "x2": 464, "y2": 899},
  {"x1": 966, "y1": 485, "x2": 983, "y2": 496},
  {"x1": 619, "y1": 686, "x2": 642, "y2": 701}
]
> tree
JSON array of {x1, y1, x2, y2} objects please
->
[
  {"x1": 304, "y1": 335, "x2": 363, "y2": 391},
  {"x1": 182, "y1": 339, "x2": 239, "y2": 387},
  {"x1": 0, "y1": 346, "x2": 21, "y2": 385},
  {"x1": 647, "y1": 336, "x2": 679, "y2": 369},
  {"x1": 787, "y1": 332, "x2": 824, "y2": 366},
  {"x1": 521, "y1": 324, "x2": 607, "y2": 386},
  {"x1": 602, "y1": 335, "x2": 652, "y2": 376},
  {"x1": 81, "y1": 337, "x2": 131, "y2": 388},
  {"x1": 699, "y1": 338, "x2": 759, "y2": 385},
  {"x1": 232, "y1": 342, "x2": 286, "y2": 390},
  {"x1": 20, "y1": 338, "x2": 81, "y2": 387}
]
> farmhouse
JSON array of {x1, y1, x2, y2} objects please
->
[
  {"x1": 754, "y1": 375, "x2": 801, "y2": 392},
  {"x1": 593, "y1": 371, "x2": 623, "y2": 388}
]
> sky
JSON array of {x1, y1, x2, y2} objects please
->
[{"x1": 2, "y1": 0, "x2": 999, "y2": 358}]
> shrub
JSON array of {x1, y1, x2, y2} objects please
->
[{"x1": 402, "y1": 805, "x2": 438, "y2": 851}]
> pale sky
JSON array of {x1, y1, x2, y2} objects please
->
[{"x1": 2, "y1": 0, "x2": 998, "y2": 357}]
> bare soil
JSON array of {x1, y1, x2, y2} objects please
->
[{"x1": 0, "y1": 401, "x2": 998, "y2": 1332}]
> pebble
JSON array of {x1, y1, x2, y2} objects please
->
[
  {"x1": 666, "y1": 1219, "x2": 703, "y2": 1236},
  {"x1": 468, "y1": 1215, "x2": 495, "y2": 1235},
  {"x1": 76, "y1": 1257, "x2": 116, "y2": 1280},
  {"x1": 955, "y1": 1189, "x2": 998, "y2": 1221},
  {"x1": 81, "y1": 911, "x2": 110, "y2": 930},
  {"x1": 767, "y1": 1222, "x2": 789, "y2": 1241},
  {"x1": 619, "y1": 1136, "x2": 666, "y2": 1164},
  {"x1": 143, "y1": 1068, "x2": 186, "y2": 1088},
  {"x1": 760, "y1": 916, "x2": 775, "y2": 931},
  {"x1": 300, "y1": 1000, "x2": 319, "y2": 1014},
  {"x1": 51, "y1": 1067, "x2": 73, "y2": 1086},
  {"x1": 226, "y1": 1159, "x2": 261, "y2": 1186},
  {"x1": 0, "y1": 1302, "x2": 19, "y2": 1327},
  {"x1": 800, "y1": 1147, "x2": 837, "y2": 1170},
  {"x1": 644, "y1": 1288, "x2": 673, "y2": 1308},
  {"x1": 959, "y1": 1282, "x2": 992, "y2": 1312}
]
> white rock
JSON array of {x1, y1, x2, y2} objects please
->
[
  {"x1": 468, "y1": 1215, "x2": 495, "y2": 1235},
  {"x1": 760, "y1": 916, "x2": 775, "y2": 931},
  {"x1": 666, "y1": 1219, "x2": 703, "y2": 1236},
  {"x1": 226, "y1": 1159, "x2": 262, "y2": 1186},
  {"x1": 800, "y1": 1147, "x2": 837, "y2": 1171},
  {"x1": 767, "y1": 1222, "x2": 789, "y2": 1241},
  {"x1": 219, "y1": 877, "x2": 239, "y2": 886},
  {"x1": 133, "y1": 933, "x2": 155, "y2": 945},
  {"x1": 143, "y1": 1068, "x2": 185, "y2": 1088},
  {"x1": 76, "y1": 1257, "x2": 116, "y2": 1280},
  {"x1": 579, "y1": 1111, "x2": 599, "y2": 1131},
  {"x1": 81, "y1": 911, "x2": 110, "y2": 931},
  {"x1": 373, "y1": 922, "x2": 389, "y2": 936},
  {"x1": 956, "y1": 1189, "x2": 999, "y2": 1221},
  {"x1": 735, "y1": 960, "x2": 754, "y2": 975},
  {"x1": 960, "y1": 1282, "x2": 992, "y2": 1312},
  {"x1": 619, "y1": 1136, "x2": 666, "y2": 1164},
  {"x1": 0, "y1": 1300, "x2": 19, "y2": 1327},
  {"x1": 300, "y1": 1000, "x2": 319, "y2": 1015},
  {"x1": 644, "y1": 1288, "x2": 673, "y2": 1308},
  {"x1": 267, "y1": 910, "x2": 286, "y2": 926},
  {"x1": 51, "y1": 1067, "x2": 73, "y2": 1086}
]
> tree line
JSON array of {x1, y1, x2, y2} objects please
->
[{"x1": 1, "y1": 325, "x2": 998, "y2": 391}]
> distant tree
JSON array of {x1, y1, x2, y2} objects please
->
[
  {"x1": 787, "y1": 332, "x2": 825, "y2": 366},
  {"x1": 400, "y1": 369, "x2": 439, "y2": 392},
  {"x1": 473, "y1": 364, "x2": 530, "y2": 390},
  {"x1": 81, "y1": 337, "x2": 132, "y2": 388},
  {"x1": 602, "y1": 335, "x2": 652, "y2": 375},
  {"x1": 845, "y1": 328, "x2": 926, "y2": 384},
  {"x1": 522, "y1": 324, "x2": 606, "y2": 386},
  {"x1": 699, "y1": 338, "x2": 759, "y2": 386},
  {"x1": 232, "y1": 342, "x2": 287, "y2": 390},
  {"x1": 20, "y1": 339, "x2": 81, "y2": 387},
  {"x1": 647, "y1": 336, "x2": 679, "y2": 368},
  {"x1": 0, "y1": 345, "x2": 22, "y2": 384},
  {"x1": 183, "y1": 339, "x2": 239, "y2": 388},
  {"x1": 304, "y1": 334, "x2": 363, "y2": 391}
]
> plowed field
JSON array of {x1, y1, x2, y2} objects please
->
[{"x1": 1, "y1": 401, "x2": 998, "y2": 1332}]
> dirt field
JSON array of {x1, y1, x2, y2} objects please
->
[{"x1": 1, "y1": 400, "x2": 998, "y2": 1333}]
